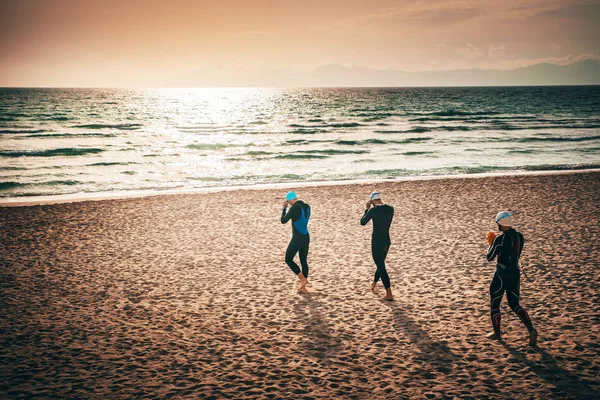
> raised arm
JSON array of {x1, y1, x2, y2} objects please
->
[
  {"x1": 281, "y1": 203, "x2": 297, "y2": 224},
  {"x1": 360, "y1": 208, "x2": 374, "y2": 226},
  {"x1": 486, "y1": 234, "x2": 504, "y2": 261}
]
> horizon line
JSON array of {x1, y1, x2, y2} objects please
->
[{"x1": 2, "y1": 84, "x2": 600, "y2": 90}]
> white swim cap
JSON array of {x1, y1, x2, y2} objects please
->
[
  {"x1": 369, "y1": 191, "x2": 381, "y2": 201},
  {"x1": 495, "y1": 211, "x2": 513, "y2": 227}
]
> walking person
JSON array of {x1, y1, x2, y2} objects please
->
[
  {"x1": 486, "y1": 211, "x2": 538, "y2": 345},
  {"x1": 361, "y1": 191, "x2": 394, "y2": 301},
  {"x1": 281, "y1": 191, "x2": 311, "y2": 292}
]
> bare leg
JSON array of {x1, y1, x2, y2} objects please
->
[
  {"x1": 370, "y1": 282, "x2": 377, "y2": 292},
  {"x1": 382, "y1": 287, "x2": 394, "y2": 301},
  {"x1": 297, "y1": 272, "x2": 308, "y2": 292}
]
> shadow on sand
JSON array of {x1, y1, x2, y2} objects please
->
[
  {"x1": 501, "y1": 342, "x2": 600, "y2": 399},
  {"x1": 384, "y1": 301, "x2": 460, "y2": 374},
  {"x1": 294, "y1": 292, "x2": 341, "y2": 363}
]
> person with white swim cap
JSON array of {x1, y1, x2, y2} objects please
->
[
  {"x1": 360, "y1": 191, "x2": 394, "y2": 301},
  {"x1": 280, "y1": 191, "x2": 311, "y2": 292},
  {"x1": 486, "y1": 211, "x2": 538, "y2": 346}
]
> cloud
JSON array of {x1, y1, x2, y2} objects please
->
[
  {"x1": 457, "y1": 44, "x2": 484, "y2": 59},
  {"x1": 487, "y1": 45, "x2": 506, "y2": 58},
  {"x1": 514, "y1": 53, "x2": 600, "y2": 67}
]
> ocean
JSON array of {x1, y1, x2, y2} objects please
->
[{"x1": 1, "y1": 86, "x2": 599, "y2": 199}]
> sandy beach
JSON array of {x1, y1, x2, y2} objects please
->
[{"x1": 1, "y1": 171, "x2": 599, "y2": 399}]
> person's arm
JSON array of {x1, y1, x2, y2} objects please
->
[
  {"x1": 281, "y1": 203, "x2": 297, "y2": 224},
  {"x1": 486, "y1": 234, "x2": 504, "y2": 261},
  {"x1": 517, "y1": 233, "x2": 525, "y2": 263},
  {"x1": 360, "y1": 207, "x2": 374, "y2": 226}
]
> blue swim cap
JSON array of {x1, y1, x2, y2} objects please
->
[{"x1": 286, "y1": 191, "x2": 297, "y2": 201}]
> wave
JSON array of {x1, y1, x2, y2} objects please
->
[
  {"x1": 0, "y1": 129, "x2": 47, "y2": 134},
  {"x1": 400, "y1": 151, "x2": 437, "y2": 156},
  {"x1": 298, "y1": 149, "x2": 369, "y2": 155},
  {"x1": 88, "y1": 161, "x2": 140, "y2": 167},
  {"x1": 516, "y1": 135, "x2": 600, "y2": 143},
  {"x1": 289, "y1": 122, "x2": 362, "y2": 129},
  {"x1": 493, "y1": 123, "x2": 600, "y2": 131},
  {"x1": 0, "y1": 113, "x2": 28, "y2": 121},
  {"x1": 395, "y1": 137, "x2": 432, "y2": 144},
  {"x1": 44, "y1": 180, "x2": 81, "y2": 186},
  {"x1": 0, "y1": 166, "x2": 28, "y2": 171},
  {"x1": 417, "y1": 110, "x2": 500, "y2": 117},
  {"x1": 72, "y1": 123, "x2": 143, "y2": 130},
  {"x1": 376, "y1": 126, "x2": 473, "y2": 134},
  {"x1": 285, "y1": 139, "x2": 311, "y2": 145},
  {"x1": 0, "y1": 180, "x2": 84, "y2": 191},
  {"x1": 43, "y1": 116, "x2": 70, "y2": 121},
  {"x1": 573, "y1": 146, "x2": 600, "y2": 153},
  {"x1": 0, "y1": 148, "x2": 104, "y2": 158},
  {"x1": 248, "y1": 148, "x2": 369, "y2": 158},
  {"x1": 0, "y1": 181, "x2": 26, "y2": 190},
  {"x1": 335, "y1": 138, "x2": 405, "y2": 146},
  {"x1": 328, "y1": 122, "x2": 363, "y2": 128},
  {"x1": 186, "y1": 143, "x2": 230, "y2": 150},
  {"x1": 408, "y1": 115, "x2": 536, "y2": 122},
  {"x1": 291, "y1": 129, "x2": 320, "y2": 135},
  {"x1": 365, "y1": 163, "x2": 600, "y2": 178},
  {"x1": 25, "y1": 133, "x2": 118, "y2": 138},
  {"x1": 274, "y1": 154, "x2": 330, "y2": 160}
]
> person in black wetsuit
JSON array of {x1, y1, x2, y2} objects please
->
[
  {"x1": 360, "y1": 191, "x2": 394, "y2": 301},
  {"x1": 280, "y1": 191, "x2": 311, "y2": 292},
  {"x1": 486, "y1": 211, "x2": 538, "y2": 346}
]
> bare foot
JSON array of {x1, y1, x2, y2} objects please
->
[
  {"x1": 528, "y1": 329, "x2": 538, "y2": 346},
  {"x1": 370, "y1": 282, "x2": 377, "y2": 292},
  {"x1": 298, "y1": 278, "x2": 308, "y2": 290},
  {"x1": 381, "y1": 294, "x2": 394, "y2": 301},
  {"x1": 486, "y1": 331, "x2": 501, "y2": 340},
  {"x1": 297, "y1": 286, "x2": 308, "y2": 294}
]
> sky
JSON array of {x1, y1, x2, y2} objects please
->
[{"x1": 0, "y1": 0, "x2": 599, "y2": 87}]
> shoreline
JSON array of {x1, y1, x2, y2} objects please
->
[{"x1": 2, "y1": 167, "x2": 599, "y2": 207}]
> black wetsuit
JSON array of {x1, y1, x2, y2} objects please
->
[
  {"x1": 281, "y1": 201, "x2": 311, "y2": 277},
  {"x1": 487, "y1": 228, "x2": 534, "y2": 332},
  {"x1": 360, "y1": 204, "x2": 394, "y2": 289}
]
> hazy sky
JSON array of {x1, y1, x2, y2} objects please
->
[{"x1": 1, "y1": 0, "x2": 599, "y2": 87}]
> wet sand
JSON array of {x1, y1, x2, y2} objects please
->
[{"x1": 1, "y1": 171, "x2": 599, "y2": 399}]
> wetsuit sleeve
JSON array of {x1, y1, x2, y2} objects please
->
[
  {"x1": 280, "y1": 203, "x2": 298, "y2": 224},
  {"x1": 517, "y1": 233, "x2": 525, "y2": 262},
  {"x1": 360, "y1": 208, "x2": 374, "y2": 226},
  {"x1": 486, "y1": 234, "x2": 504, "y2": 261}
]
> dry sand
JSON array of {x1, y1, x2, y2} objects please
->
[{"x1": 1, "y1": 171, "x2": 599, "y2": 399}]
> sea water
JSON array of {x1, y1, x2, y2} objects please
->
[{"x1": 1, "y1": 86, "x2": 599, "y2": 198}]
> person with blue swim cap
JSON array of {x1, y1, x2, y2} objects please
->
[{"x1": 281, "y1": 191, "x2": 311, "y2": 292}]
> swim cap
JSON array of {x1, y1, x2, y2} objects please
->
[
  {"x1": 369, "y1": 191, "x2": 381, "y2": 201},
  {"x1": 495, "y1": 211, "x2": 513, "y2": 227},
  {"x1": 286, "y1": 191, "x2": 297, "y2": 201}
]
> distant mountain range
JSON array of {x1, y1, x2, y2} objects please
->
[{"x1": 172, "y1": 59, "x2": 600, "y2": 87}]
